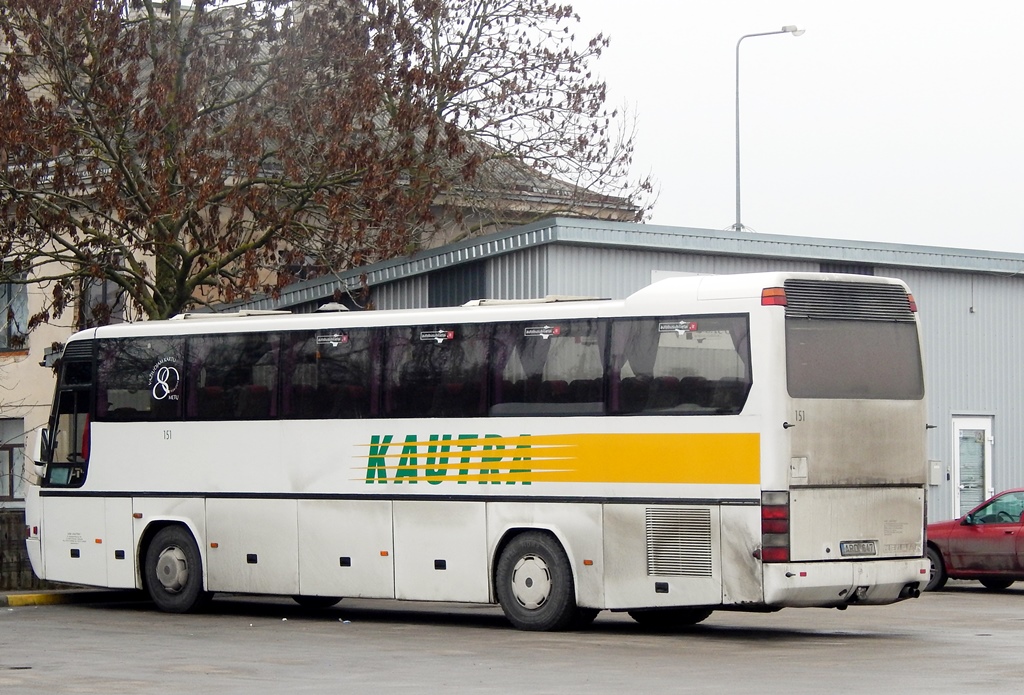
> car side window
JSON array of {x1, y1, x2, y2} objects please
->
[{"x1": 971, "y1": 492, "x2": 1024, "y2": 525}]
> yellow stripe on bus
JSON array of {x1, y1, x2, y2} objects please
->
[{"x1": 359, "y1": 432, "x2": 760, "y2": 485}]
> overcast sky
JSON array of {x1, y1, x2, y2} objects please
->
[{"x1": 575, "y1": 0, "x2": 1024, "y2": 254}]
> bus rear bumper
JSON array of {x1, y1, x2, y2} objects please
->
[{"x1": 762, "y1": 558, "x2": 928, "y2": 607}]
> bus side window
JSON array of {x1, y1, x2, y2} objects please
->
[
  {"x1": 608, "y1": 315, "x2": 751, "y2": 415},
  {"x1": 383, "y1": 324, "x2": 490, "y2": 419},
  {"x1": 491, "y1": 320, "x2": 605, "y2": 416},
  {"x1": 282, "y1": 329, "x2": 376, "y2": 420},
  {"x1": 50, "y1": 390, "x2": 87, "y2": 463},
  {"x1": 188, "y1": 333, "x2": 277, "y2": 421},
  {"x1": 96, "y1": 337, "x2": 186, "y2": 422},
  {"x1": 38, "y1": 350, "x2": 95, "y2": 487}
]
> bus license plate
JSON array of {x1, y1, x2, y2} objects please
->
[{"x1": 840, "y1": 541, "x2": 877, "y2": 557}]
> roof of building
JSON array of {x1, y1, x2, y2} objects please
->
[{"x1": 226, "y1": 217, "x2": 1024, "y2": 312}]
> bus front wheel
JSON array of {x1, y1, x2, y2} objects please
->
[
  {"x1": 495, "y1": 531, "x2": 583, "y2": 631},
  {"x1": 144, "y1": 526, "x2": 210, "y2": 613}
]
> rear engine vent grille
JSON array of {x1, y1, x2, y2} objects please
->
[
  {"x1": 645, "y1": 507, "x2": 713, "y2": 577},
  {"x1": 784, "y1": 280, "x2": 914, "y2": 322}
]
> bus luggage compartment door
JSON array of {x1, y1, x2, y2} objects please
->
[
  {"x1": 39, "y1": 496, "x2": 112, "y2": 587},
  {"x1": 393, "y1": 500, "x2": 488, "y2": 603},
  {"x1": 206, "y1": 498, "x2": 299, "y2": 595}
]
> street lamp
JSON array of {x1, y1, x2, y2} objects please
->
[{"x1": 730, "y1": 25, "x2": 804, "y2": 233}]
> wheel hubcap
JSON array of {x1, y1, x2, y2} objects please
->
[
  {"x1": 510, "y1": 554, "x2": 551, "y2": 610},
  {"x1": 155, "y1": 546, "x2": 188, "y2": 593}
]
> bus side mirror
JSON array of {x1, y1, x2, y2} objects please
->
[{"x1": 29, "y1": 428, "x2": 48, "y2": 479}]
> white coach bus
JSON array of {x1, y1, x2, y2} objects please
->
[{"x1": 24, "y1": 272, "x2": 928, "y2": 630}]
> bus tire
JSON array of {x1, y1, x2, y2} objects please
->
[
  {"x1": 627, "y1": 607, "x2": 713, "y2": 628},
  {"x1": 144, "y1": 525, "x2": 210, "y2": 613},
  {"x1": 925, "y1": 546, "x2": 947, "y2": 591},
  {"x1": 292, "y1": 595, "x2": 342, "y2": 609},
  {"x1": 495, "y1": 531, "x2": 581, "y2": 631}
]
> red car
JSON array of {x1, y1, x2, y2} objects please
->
[{"x1": 926, "y1": 489, "x2": 1024, "y2": 591}]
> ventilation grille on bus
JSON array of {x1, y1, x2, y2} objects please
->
[
  {"x1": 60, "y1": 340, "x2": 95, "y2": 361},
  {"x1": 784, "y1": 279, "x2": 915, "y2": 322},
  {"x1": 645, "y1": 507, "x2": 713, "y2": 577}
]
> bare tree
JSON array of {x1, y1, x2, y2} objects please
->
[
  {"x1": 411, "y1": 0, "x2": 651, "y2": 237},
  {"x1": 0, "y1": 0, "x2": 649, "y2": 324}
]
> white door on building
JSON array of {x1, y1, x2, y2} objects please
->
[{"x1": 953, "y1": 416, "x2": 993, "y2": 517}]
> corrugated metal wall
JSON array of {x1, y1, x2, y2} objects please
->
[
  {"x1": 893, "y1": 267, "x2": 1024, "y2": 521},
  {"x1": 485, "y1": 245, "x2": 549, "y2": 299},
  {"x1": 373, "y1": 274, "x2": 430, "y2": 310},
  {"x1": 541, "y1": 245, "x2": 818, "y2": 298},
  {"x1": 428, "y1": 262, "x2": 487, "y2": 307}
]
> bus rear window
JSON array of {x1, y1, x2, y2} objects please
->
[{"x1": 786, "y1": 319, "x2": 923, "y2": 399}]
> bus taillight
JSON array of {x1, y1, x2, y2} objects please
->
[
  {"x1": 761, "y1": 287, "x2": 787, "y2": 306},
  {"x1": 907, "y1": 293, "x2": 918, "y2": 312},
  {"x1": 760, "y1": 491, "x2": 790, "y2": 563}
]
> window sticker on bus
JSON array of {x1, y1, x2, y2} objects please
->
[
  {"x1": 148, "y1": 357, "x2": 181, "y2": 401},
  {"x1": 316, "y1": 332, "x2": 349, "y2": 347},
  {"x1": 524, "y1": 325, "x2": 561, "y2": 339},
  {"x1": 420, "y1": 329, "x2": 455, "y2": 344},
  {"x1": 659, "y1": 321, "x2": 698, "y2": 334}
]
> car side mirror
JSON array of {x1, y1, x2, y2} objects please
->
[{"x1": 963, "y1": 513, "x2": 974, "y2": 525}]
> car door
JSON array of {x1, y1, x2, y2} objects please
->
[{"x1": 948, "y1": 492, "x2": 1024, "y2": 573}]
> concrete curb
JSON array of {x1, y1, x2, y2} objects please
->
[{"x1": 0, "y1": 590, "x2": 142, "y2": 607}]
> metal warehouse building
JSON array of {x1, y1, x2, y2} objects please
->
[{"x1": 235, "y1": 216, "x2": 1024, "y2": 523}]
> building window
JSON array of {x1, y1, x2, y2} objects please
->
[
  {"x1": 79, "y1": 275, "x2": 127, "y2": 329},
  {"x1": 0, "y1": 419, "x2": 26, "y2": 501},
  {"x1": 0, "y1": 274, "x2": 28, "y2": 351}
]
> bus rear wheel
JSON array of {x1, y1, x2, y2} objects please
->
[
  {"x1": 627, "y1": 608, "x2": 713, "y2": 628},
  {"x1": 495, "y1": 531, "x2": 583, "y2": 631},
  {"x1": 144, "y1": 526, "x2": 210, "y2": 613}
]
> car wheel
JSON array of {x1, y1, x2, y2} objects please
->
[{"x1": 925, "y1": 546, "x2": 947, "y2": 591}]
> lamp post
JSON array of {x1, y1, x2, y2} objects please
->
[{"x1": 730, "y1": 25, "x2": 804, "y2": 233}]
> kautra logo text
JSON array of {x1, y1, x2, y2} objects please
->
[{"x1": 364, "y1": 434, "x2": 537, "y2": 484}]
